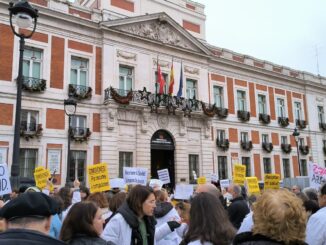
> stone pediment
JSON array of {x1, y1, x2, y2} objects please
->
[{"x1": 102, "y1": 13, "x2": 211, "y2": 55}]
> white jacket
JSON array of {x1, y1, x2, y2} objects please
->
[
  {"x1": 187, "y1": 240, "x2": 213, "y2": 245},
  {"x1": 101, "y1": 213, "x2": 172, "y2": 245},
  {"x1": 155, "y1": 207, "x2": 181, "y2": 245}
]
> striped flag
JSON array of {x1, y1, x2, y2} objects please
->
[{"x1": 168, "y1": 62, "x2": 174, "y2": 95}]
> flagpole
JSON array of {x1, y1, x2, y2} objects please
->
[{"x1": 156, "y1": 54, "x2": 159, "y2": 96}]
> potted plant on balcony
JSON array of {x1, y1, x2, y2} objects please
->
[
  {"x1": 69, "y1": 84, "x2": 93, "y2": 100},
  {"x1": 296, "y1": 119, "x2": 307, "y2": 129},
  {"x1": 278, "y1": 117, "x2": 289, "y2": 127},
  {"x1": 22, "y1": 77, "x2": 46, "y2": 92},
  {"x1": 259, "y1": 113, "x2": 271, "y2": 124},
  {"x1": 281, "y1": 143, "x2": 292, "y2": 154},
  {"x1": 299, "y1": 145, "x2": 309, "y2": 155},
  {"x1": 237, "y1": 110, "x2": 250, "y2": 122},
  {"x1": 262, "y1": 142, "x2": 273, "y2": 153},
  {"x1": 70, "y1": 127, "x2": 92, "y2": 143},
  {"x1": 20, "y1": 123, "x2": 43, "y2": 141},
  {"x1": 216, "y1": 138, "x2": 229, "y2": 151},
  {"x1": 216, "y1": 107, "x2": 228, "y2": 118},
  {"x1": 241, "y1": 141, "x2": 253, "y2": 151}
]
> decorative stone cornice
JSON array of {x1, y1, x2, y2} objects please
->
[
  {"x1": 117, "y1": 50, "x2": 137, "y2": 61},
  {"x1": 184, "y1": 66, "x2": 199, "y2": 75}
]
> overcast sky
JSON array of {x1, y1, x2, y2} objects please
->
[{"x1": 194, "y1": 0, "x2": 326, "y2": 76}]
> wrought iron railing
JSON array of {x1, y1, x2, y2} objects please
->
[
  {"x1": 69, "y1": 127, "x2": 91, "y2": 142},
  {"x1": 22, "y1": 76, "x2": 46, "y2": 92},
  {"x1": 299, "y1": 145, "x2": 309, "y2": 155},
  {"x1": 104, "y1": 87, "x2": 229, "y2": 118},
  {"x1": 296, "y1": 119, "x2": 307, "y2": 129},
  {"x1": 216, "y1": 138, "x2": 229, "y2": 151},
  {"x1": 20, "y1": 122, "x2": 43, "y2": 141},
  {"x1": 262, "y1": 142, "x2": 273, "y2": 153},
  {"x1": 278, "y1": 117, "x2": 289, "y2": 127},
  {"x1": 68, "y1": 84, "x2": 92, "y2": 100},
  {"x1": 319, "y1": 122, "x2": 326, "y2": 131},
  {"x1": 241, "y1": 141, "x2": 253, "y2": 151},
  {"x1": 259, "y1": 113, "x2": 271, "y2": 124},
  {"x1": 281, "y1": 143, "x2": 292, "y2": 154},
  {"x1": 237, "y1": 110, "x2": 250, "y2": 122}
]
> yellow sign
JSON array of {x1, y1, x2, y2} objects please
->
[
  {"x1": 197, "y1": 176, "x2": 207, "y2": 185},
  {"x1": 245, "y1": 177, "x2": 260, "y2": 194},
  {"x1": 34, "y1": 167, "x2": 51, "y2": 189},
  {"x1": 233, "y1": 164, "x2": 246, "y2": 186},
  {"x1": 264, "y1": 174, "x2": 280, "y2": 190},
  {"x1": 87, "y1": 163, "x2": 110, "y2": 193}
]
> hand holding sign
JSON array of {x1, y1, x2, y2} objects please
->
[{"x1": 0, "y1": 164, "x2": 12, "y2": 196}]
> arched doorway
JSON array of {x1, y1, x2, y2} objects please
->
[{"x1": 151, "y1": 130, "x2": 175, "y2": 189}]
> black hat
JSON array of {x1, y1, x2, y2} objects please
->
[{"x1": 0, "y1": 192, "x2": 58, "y2": 220}]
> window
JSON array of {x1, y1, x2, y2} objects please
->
[
  {"x1": 300, "y1": 159, "x2": 308, "y2": 176},
  {"x1": 294, "y1": 101, "x2": 303, "y2": 121},
  {"x1": 263, "y1": 158, "x2": 272, "y2": 174},
  {"x1": 258, "y1": 94, "x2": 267, "y2": 114},
  {"x1": 277, "y1": 98, "x2": 286, "y2": 117},
  {"x1": 155, "y1": 72, "x2": 169, "y2": 94},
  {"x1": 282, "y1": 159, "x2": 291, "y2": 178},
  {"x1": 189, "y1": 154, "x2": 199, "y2": 183},
  {"x1": 240, "y1": 132, "x2": 249, "y2": 142},
  {"x1": 71, "y1": 115, "x2": 87, "y2": 137},
  {"x1": 119, "y1": 65, "x2": 133, "y2": 95},
  {"x1": 262, "y1": 134, "x2": 269, "y2": 143},
  {"x1": 299, "y1": 138, "x2": 304, "y2": 147},
  {"x1": 237, "y1": 90, "x2": 247, "y2": 111},
  {"x1": 281, "y1": 136, "x2": 288, "y2": 145},
  {"x1": 19, "y1": 149, "x2": 37, "y2": 178},
  {"x1": 213, "y1": 86, "x2": 224, "y2": 108},
  {"x1": 23, "y1": 47, "x2": 42, "y2": 80},
  {"x1": 21, "y1": 110, "x2": 38, "y2": 132},
  {"x1": 242, "y1": 157, "x2": 251, "y2": 176},
  {"x1": 216, "y1": 129, "x2": 226, "y2": 141},
  {"x1": 186, "y1": 79, "x2": 197, "y2": 99},
  {"x1": 70, "y1": 57, "x2": 88, "y2": 86},
  {"x1": 323, "y1": 140, "x2": 326, "y2": 148},
  {"x1": 119, "y1": 152, "x2": 133, "y2": 178},
  {"x1": 218, "y1": 156, "x2": 228, "y2": 179},
  {"x1": 318, "y1": 106, "x2": 325, "y2": 124},
  {"x1": 69, "y1": 151, "x2": 86, "y2": 182}
]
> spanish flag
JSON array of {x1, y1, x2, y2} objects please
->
[{"x1": 168, "y1": 62, "x2": 174, "y2": 95}]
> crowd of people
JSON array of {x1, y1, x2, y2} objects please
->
[{"x1": 0, "y1": 179, "x2": 325, "y2": 245}]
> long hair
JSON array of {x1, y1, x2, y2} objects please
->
[
  {"x1": 58, "y1": 187, "x2": 72, "y2": 210},
  {"x1": 182, "y1": 192, "x2": 236, "y2": 245},
  {"x1": 87, "y1": 192, "x2": 109, "y2": 208},
  {"x1": 127, "y1": 185, "x2": 154, "y2": 216},
  {"x1": 60, "y1": 201, "x2": 99, "y2": 242}
]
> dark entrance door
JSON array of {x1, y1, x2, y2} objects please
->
[{"x1": 151, "y1": 130, "x2": 175, "y2": 190}]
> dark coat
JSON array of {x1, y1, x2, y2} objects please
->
[
  {"x1": 0, "y1": 229, "x2": 66, "y2": 245},
  {"x1": 118, "y1": 202, "x2": 157, "y2": 245},
  {"x1": 67, "y1": 234, "x2": 115, "y2": 245},
  {"x1": 228, "y1": 196, "x2": 250, "y2": 229},
  {"x1": 233, "y1": 232, "x2": 308, "y2": 245}
]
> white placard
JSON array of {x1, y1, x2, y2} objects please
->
[
  {"x1": 47, "y1": 149, "x2": 61, "y2": 173},
  {"x1": 220, "y1": 179, "x2": 230, "y2": 190},
  {"x1": 0, "y1": 148, "x2": 7, "y2": 165},
  {"x1": 0, "y1": 164, "x2": 12, "y2": 195},
  {"x1": 149, "y1": 179, "x2": 163, "y2": 189},
  {"x1": 157, "y1": 168, "x2": 170, "y2": 184},
  {"x1": 211, "y1": 173, "x2": 219, "y2": 183},
  {"x1": 308, "y1": 162, "x2": 326, "y2": 189},
  {"x1": 123, "y1": 167, "x2": 148, "y2": 186},
  {"x1": 110, "y1": 178, "x2": 126, "y2": 189},
  {"x1": 174, "y1": 184, "x2": 194, "y2": 200}
]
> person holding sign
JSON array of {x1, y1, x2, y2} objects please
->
[
  {"x1": 102, "y1": 185, "x2": 173, "y2": 245},
  {"x1": 306, "y1": 183, "x2": 326, "y2": 245}
]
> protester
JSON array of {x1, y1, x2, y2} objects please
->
[
  {"x1": 180, "y1": 192, "x2": 236, "y2": 245},
  {"x1": 105, "y1": 191, "x2": 127, "y2": 224},
  {"x1": 306, "y1": 182, "x2": 326, "y2": 245},
  {"x1": 175, "y1": 201, "x2": 190, "y2": 225},
  {"x1": 233, "y1": 189, "x2": 307, "y2": 245},
  {"x1": 60, "y1": 201, "x2": 113, "y2": 244},
  {"x1": 291, "y1": 185, "x2": 301, "y2": 194},
  {"x1": 227, "y1": 184, "x2": 250, "y2": 229},
  {"x1": 80, "y1": 186, "x2": 90, "y2": 201},
  {"x1": 88, "y1": 192, "x2": 111, "y2": 221},
  {"x1": 237, "y1": 194, "x2": 258, "y2": 234},
  {"x1": 302, "y1": 187, "x2": 320, "y2": 217},
  {"x1": 154, "y1": 189, "x2": 181, "y2": 245},
  {"x1": 196, "y1": 183, "x2": 226, "y2": 208},
  {"x1": 102, "y1": 185, "x2": 173, "y2": 245},
  {"x1": 49, "y1": 196, "x2": 64, "y2": 239},
  {"x1": 58, "y1": 180, "x2": 81, "y2": 220},
  {"x1": 0, "y1": 192, "x2": 65, "y2": 244}
]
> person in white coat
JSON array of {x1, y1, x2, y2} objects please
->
[
  {"x1": 102, "y1": 185, "x2": 172, "y2": 245},
  {"x1": 180, "y1": 192, "x2": 235, "y2": 245}
]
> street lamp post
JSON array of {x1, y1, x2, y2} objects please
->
[
  {"x1": 64, "y1": 98, "x2": 77, "y2": 186},
  {"x1": 9, "y1": 1, "x2": 38, "y2": 188},
  {"x1": 292, "y1": 128, "x2": 302, "y2": 176}
]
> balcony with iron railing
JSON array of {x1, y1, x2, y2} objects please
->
[
  {"x1": 278, "y1": 117, "x2": 289, "y2": 127},
  {"x1": 299, "y1": 145, "x2": 309, "y2": 155},
  {"x1": 240, "y1": 141, "x2": 253, "y2": 151},
  {"x1": 259, "y1": 113, "x2": 271, "y2": 124},
  {"x1": 20, "y1": 122, "x2": 43, "y2": 141},
  {"x1": 69, "y1": 127, "x2": 91, "y2": 143},
  {"x1": 296, "y1": 119, "x2": 307, "y2": 129},
  {"x1": 22, "y1": 76, "x2": 46, "y2": 92},
  {"x1": 68, "y1": 84, "x2": 92, "y2": 100},
  {"x1": 262, "y1": 142, "x2": 273, "y2": 153},
  {"x1": 319, "y1": 122, "x2": 326, "y2": 131},
  {"x1": 216, "y1": 138, "x2": 229, "y2": 151},
  {"x1": 237, "y1": 110, "x2": 250, "y2": 122},
  {"x1": 281, "y1": 143, "x2": 292, "y2": 154},
  {"x1": 104, "y1": 87, "x2": 229, "y2": 118}
]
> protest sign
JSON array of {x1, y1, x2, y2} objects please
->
[
  {"x1": 210, "y1": 173, "x2": 218, "y2": 183},
  {"x1": 308, "y1": 162, "x2": 326, "y2": 189},
  {"x1": 87, "y1": 163, "x2": 110, "y2": 193},
  {"x1": 245, "y1": 177, "x2": 260, "y2": 194},
  {"x1": 149, "y1": 179, "x2": 163, "y2": 190},
  {"x1": 123, "y1": 167, "x2": 148, "y2": 186},
  {"x1": 174, "y1": 184, "x2": 194, "y2": 200},
  {"x1": 220, "y1": 179, "x2": 230, "y2": 190},
  {"x1": 157, "y1": 168, "x2": 170, "y2": 184},
  {"x1": 34, "y1": 166, "x2": 51, "y2": 189},
  {"x1": 110, "y1": 178, "x2": 126, "y2": 189},
  {"x1": 264, "y1": 174, "x2": 280, "y2": 190},
  {"x1": 233, "y1": 164, "x2": 246, "y2": 186},
  {"x1": 197, "y1": 176, "x2": 207, "y2": 185},
  {"x1": 0, "y1": 164, "x2": 12, "y2": 195}
]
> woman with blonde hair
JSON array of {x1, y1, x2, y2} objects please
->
[{"x1": 233, "y1": 189, "x2": 308, "y2": 245}]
